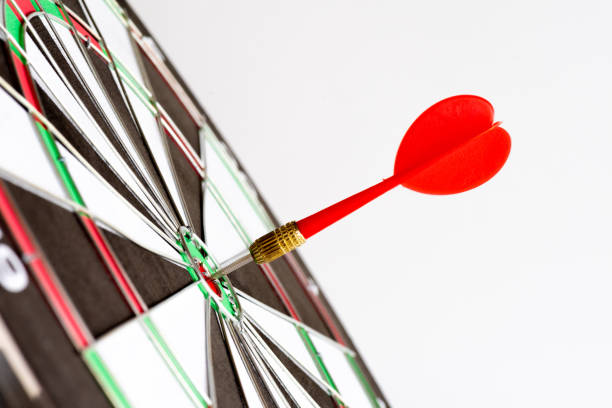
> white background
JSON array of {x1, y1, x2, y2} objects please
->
[{"x1": 131, "y1": 1, "x2": 612, "y2": 406}]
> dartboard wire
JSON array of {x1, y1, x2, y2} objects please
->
[
  {"x1": 243, "y1": 319, "x2": 341, "y2": 407},
  {"x1": 0, "y1": 181, "x2": 93, "y2": 349},
  {"x1": 58, "y1": 1, "x2": 206, "y2": 180},
  {"x1": 204, "y1": 125, "x2": 384, "y2": 406},
  {"x1": 243, "y1": 315, "x2": 346, "y2": 404},
  {"x1": 113, "y1": 1, "x2": 382, "y2": 403},
  {"x1": 15, "y1": 0, "x2": 182, "y2": 231},
  {"x1": 0, "y1": 315, "x2": 43, "y2": 399},
  {"x1": 242, "y1": 320, "x2": 326, "y2": 408},
  {"x1": 5, "y1": 1, "x2": 262, "y2": 406},
  {"x1": 0, "y1": 166, "x2": 189, "y2": 269},
  {"x1": 9, "y1": 2, "x2": 173, "y2": 230},
  {"x1": 96, "y1": 0, "x2": 205, "y2": 127},
  {"x1": 0, "y1": 16, "x2": 179, "y2": 240},
  {"x1": 3, "y1": 6, "x2": 215, "y2": 405},
  {"x1": 0, "y1": 181, "x2": 132, "y2": 408},
  {"x1": 28, "y1": 2, "x2": 372, "y2": 404},
  {"x1": 58, "y1": 0, "x2": 191, "y2": 230},
  {"x1": 199, "y1": 150, "x2": 343, "y2": 401},
  {"x1": 239, "y1": 326, "x2": 295, "y2": 408},
  {"x1": 6, "y1": 0, "x2": 149, "y2": 315},
  {"x1": 204, "y1": 294, "x2": 217, "y2": 407},
  {"x1": 0, "y1": 52, "x2": 180, "y2": 249},
  {"x1": 102, "y1": 0, "x2": 197, "y2": 233},
  {"x1": 72, "y1": 1, "x2": 372, "y2": 402},
  {"x1": 236, "y1": 290, "x2": 355, "y2": 357},
  {"x1": 8, "y1": 30, "x2": 179, "y2": 240},
  {"x1": 0, "y1": 76, "x2": 211, "y2": 408},
  {"x1": 223, "y1": 317, "x2": 278, "y2": 408},
  {"x1": 58, "y1": 2, "x2": 206, "y2": 175},
  {"x1": 14, "y1": 1, "x2": 182, "y2": 232},
  {"x1": 202, "y1": 176, "x2": 346, "y2": 404}
]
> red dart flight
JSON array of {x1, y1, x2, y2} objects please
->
[
  {"x1": 215, "y1": 94, "x2": 511, "y2": 276},
  {"x1": 296, "y1": 94, "x2": 511, "y2": 239}
]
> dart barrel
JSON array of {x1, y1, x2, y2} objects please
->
[{"x1": 249, "y1": 221, "x2": 306, "y2": 264}]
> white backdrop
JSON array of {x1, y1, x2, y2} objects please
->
[{"x1": 130, "y1": 1, "x2": 612, "y2": 406}]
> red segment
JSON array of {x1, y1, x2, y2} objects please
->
[
  {"x1": 203, "y1": 275, "x2": 221, "y2": 297},
  {"x1": 259, "y1": 263, "x2": 300, "y2": 319},
  {"x1": 81, "y1": 216, "x2": 145, "y2": 314},
  {"x1": 11, "y1": 0, "x2": 35, "y2": 15},
  {"x1": 283, "y1": 254, "x2": 347, "y2": 346},
  {"x1": 56, "y1": 6, "x2": 102, "y2": 50},
  {"x1": 0, "y1": 184, "x2": 90, "y2": 349},
  {"x1": 12, "y1": 60, "x2": 41, "y2": 112}
]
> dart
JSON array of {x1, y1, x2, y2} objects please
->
[{"x1": 213, "y1": 95, "x2": 511, "y2": 278}]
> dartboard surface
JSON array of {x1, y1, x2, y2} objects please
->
[{"x1": 0, "y1": 0, "x2": 388, "y2": 407}]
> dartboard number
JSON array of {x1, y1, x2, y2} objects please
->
[{"x1": 0, "y1": 228, "x2": 28, "y2": 293}]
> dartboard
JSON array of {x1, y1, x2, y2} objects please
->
[{"x1": 0, "y1": 0, "x2": 388, "y2": 406}]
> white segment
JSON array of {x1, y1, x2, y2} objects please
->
[
  {"x1": 204, "y1": 187, "x2": 248, "y2": 262},
  {"x1": 242, "y1": 324, "x2": 322, "y2": 408},
  {"x1": 23, "y1": 23, "x2": 169, "y2": 228},
  {"x1": 221, "y1": 320, "x2": 264, "y2": 408},
  {"x1": 311, "y1": 336, "x2": 373, "y2": 408},
  {"x1": 94, "y1": 318, "x2": 193, "y2": 408},
  {"x1": 149, "y1": 284, "x2": 208, "y2": 400},
  {"x1": 58, "y1": 144, "x2": 182, "y2": 263},
  {"x1": 241, "y1": 298, "x2": 319, "y2": 379},
  {"x1": 205, "y1": 136, "x2": 270, "y2": 241},
  {"x1": 123, "y1": 86, "x2": 190, "y2": 227},
  {"x1": 82, "y1": 0, "x2": 145, "y2": 84},
  {"x1": 39, "y1": 18, "x2": 166, "y2": 221},
  {"x1": 0, "y1": 91, "x2": 66, "y2": 199}
]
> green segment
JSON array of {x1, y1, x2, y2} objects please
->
[
  {"x1": 346, "y1": 353, "x2": 381, "y2": 408},
  {"x1": 177, "y1": 230, "x2": 240, "y2": 318},
  {"x1": 204, "y1": 126, "x2": 274, "y2": 230},
  {"x1": 297, "y1": 327, "x2": 339, "y2": 392},
  {"x1": 36, "y1": 123, "x2": 86, "y2": 204},
  {"x1": 141, "y1": 316, "x2": 208, "y2": 408},
  {"x1": 83, "y1": 349, "x2": 131, "y2": 408}
]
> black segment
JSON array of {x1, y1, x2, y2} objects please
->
[
  {"x1": 0, "y1": 207, "x2": 111, "y2": 408},
  {"x1": 105, "y1": 231, "x2": 192, "y2": 307},
  {"x1": 253, "y1": 323, "x2": 336, "y2": 408},
  {"x1": 28, "y1": 17, "x2": 174, "y2": 232},
  {"x1": 271, "y1": 257, "x2": 334, "y2": 337},
  {"x1": 210, "y1": 313, "x2": 248, "y2": 408},
  {"x1": 5, "y1": 181, "x2": 133, "y2": 337},
  {"x1": 0, "y1": 352, "x2": 50, "y2": 408},
  {"x1": 37, "y1": 89, "x2": 156, "y2": 227},
  {"x1": 230, "y1": 263, "x2": 288, "y2": 316},
  {"x1": 136, "y1": 45, "x2": 203, "y2": 237},
  {"x1": 286, "y1": 254, "x2": 390, "y2": 406}
]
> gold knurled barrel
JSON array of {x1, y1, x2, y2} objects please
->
[{"x1": 249, "y1": 221, "x2": 306, "y2": 264}]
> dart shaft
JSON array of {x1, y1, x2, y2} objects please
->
[{"x1": 297, "y1": 174, "x2": 401, "y2": 239}]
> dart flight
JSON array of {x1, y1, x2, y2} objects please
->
[{"x1": 214, "y1": 95, "x2": 511, "y2": 278}]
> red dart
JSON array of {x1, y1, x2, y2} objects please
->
[
  {"x1": 214, "y1": 95, "x2": 511, "y2": 277},
  {"x1": 297, "y1": 95, "x2": 511, "y2": 239}
]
